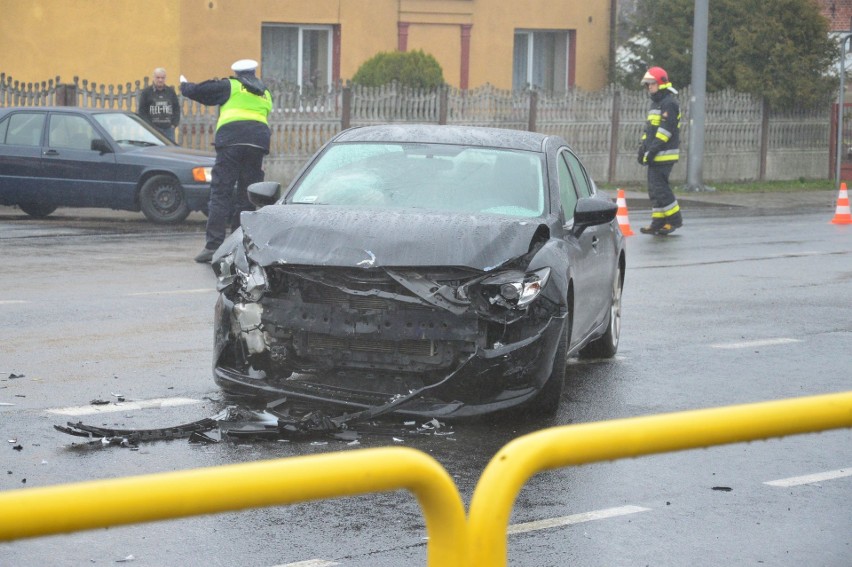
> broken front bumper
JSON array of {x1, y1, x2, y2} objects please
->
[{"x1": 213, "y1": 304, "x2": 566, "y2": 418}]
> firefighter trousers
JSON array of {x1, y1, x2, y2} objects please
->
[{"x1": 647, "y1": 163, "x2": 682, "y2": 225}]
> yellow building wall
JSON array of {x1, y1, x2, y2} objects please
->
[
  {"x1": 467, "y1": 0, "x2": 610, "y2": 90},
  {"x1": 177, "y1": 0, "x2": 400, "y2": 82},
  {"x1": 0, "y1": 0, "x2": 611, "y2": 91},
  {"x1": 408, "y1": 24, "x2": 461, "y2": 87},
  {"x1": 337, "y1": 0, "x2": 400, "y2": 79},
  {"x1": 0, "y1": 0, "x2": 180, "y2": 86}
]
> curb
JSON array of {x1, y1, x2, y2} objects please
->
[{"x1": 616, "y1": 190, "x2": 838, "y2": 213}]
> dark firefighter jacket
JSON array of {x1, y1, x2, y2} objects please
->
[{"x1": 640, "y1": 88, "x2": 680, "y2": 165}]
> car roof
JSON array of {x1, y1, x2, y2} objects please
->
[
  {"x1": 332, "y1": 124, "x2": 552, "y2": 152},
  {"x1": 0, "y1": 107, "x2": 132, "y2": 116}
]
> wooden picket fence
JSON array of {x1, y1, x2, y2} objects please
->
[{"x1": 0, "y1": 73, "x2": 831, "y2": 184}]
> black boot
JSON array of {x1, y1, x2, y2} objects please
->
[
  {"x1": 639, "y1": 218, "x2": 665, "y2": 234},
  {"x1": 656, "y1": 212, "x2": 683, "y2": 235}
]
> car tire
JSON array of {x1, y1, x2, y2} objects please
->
[
  {"x1": 18, "y1": 201, "x2": 58, "y2": 219},
  {"x1": 139, "y1": 174, "x2": 190, "y2": 224},
  {"x1": 525, "y1": 314, "x2": 569, "y2": 416},
  {"x1": 579, "y1": 262, "x2": 623, "y2": 359}
]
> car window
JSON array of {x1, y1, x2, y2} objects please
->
[
  {"x1": 93, "y1": 112, "x2": 165, "y2": 147},
  {"x1": 48, "y1": 114, "x2": 98, "y2": 150},
  {"x1": 563, "y1": 151, "x2": 593, "y2": 198},
  {"x1": 290, "y1": 142, "x2": 546, "y2": 218},
  {"x1": 557, "y1": 152, "x2": 579, "y2": 218},
  {"x1": 1, "y1": 112, "x2": 45, "y2": 146}
]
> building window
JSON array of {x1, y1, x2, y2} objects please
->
[
  {"x1": 513, "y1": 30, "x2": 569, "y2": 92},
  {"x1": 262, "y1": 24, "x2": 332, "y2": 93}
]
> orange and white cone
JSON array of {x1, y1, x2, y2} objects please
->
[
  {"x1": 831, "y1": 182, "x2": 852, "y2": 225},
  {"x1": 616, "y1": 189, "x2": 634, "y2": 236}
]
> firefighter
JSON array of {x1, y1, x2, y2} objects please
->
[
  {"x1": 637, "y1": 66, "x2": 683, "y2": 235},
  {"x1": 180, "y1": 59, "x2": 273, "y2": 263}
]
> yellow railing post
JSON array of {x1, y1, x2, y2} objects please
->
[
  {"x1": 0, "y1": 446, "x2": 468, "y2": 566},
  {"x1": 468, "y1": 391, "x2": 852, "y2": 566}
]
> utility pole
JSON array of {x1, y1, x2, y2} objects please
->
[
  {"x1": 835, "y1": 34, "x2": 852, "y2": 190},
  {"x1": 686, "y1": 0, "x2": 710, "y2": 191}
]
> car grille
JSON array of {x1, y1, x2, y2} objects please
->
[
  {"x1": 306, "y1": 333, "x2": 435, "y2": 357},
  {"x1": 303, "y1": 284, "x2": 423, "y2": 311},
  {"x1": 260, "y1": 267, "x2": 482, "y2": 371}
]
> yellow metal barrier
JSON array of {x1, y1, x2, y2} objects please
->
[
  {"x1": 0, "y1": 446, "x2": 468, "y2": 566},
  {"x1": 3, "y1": 392, "x2": 851, "y2": 566},
  {"x1": 468, "y1": 391, "x2": 852, "y2": 566}
]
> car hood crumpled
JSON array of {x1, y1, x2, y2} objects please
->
[{"x1": 239, "y1": 205, "x2": 545, "y2": 271}]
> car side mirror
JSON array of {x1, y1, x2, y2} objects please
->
[
  {"x1": 248, "y1": 181, "x2": 282, "y2": 208},
  {"x1": 571, "y1": 196, "x2": 618, "y2": 237},
  {"x1": 91, "y1": 139, "x2": 112, "y2": 154}
]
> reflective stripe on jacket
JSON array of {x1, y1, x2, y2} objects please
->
[{"x1": 216, "y1": 79, "x2": 272, "y2": 131}]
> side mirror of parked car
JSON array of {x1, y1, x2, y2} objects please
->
[
  {"x1": 571, "y1": 196, "x2": 618, "y2": 237},
  {"x1": 247, "y1": 181, "x2": 282, "y2": 208},
  {"x1": 91, "y1": 139, "x2": 112, "y2": 154}
]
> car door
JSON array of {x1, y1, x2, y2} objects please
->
[
  {"x1": 556, "y1": 148, "x2": 597, "y2": 342},
  {"x1": 562, "y1": 149, "x2": 617, "y2": 328},
  {"x1": 0, "y1": 110, "x2": 48, "y2": 206},
  {"x1": 41, "y1": 112, "x2": 117, "y2": 206}
]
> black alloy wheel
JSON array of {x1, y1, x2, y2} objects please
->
[{"x1": 139, "y1": 174, "x2": 191, "y2": 223}]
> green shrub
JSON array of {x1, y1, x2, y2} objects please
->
[{"x1": 352, "y1": 49, "x2": 444, "y2": 89}]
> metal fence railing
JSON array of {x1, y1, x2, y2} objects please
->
[{"x1": 1, "y1": 73, "x2": 832, "y2": 185}]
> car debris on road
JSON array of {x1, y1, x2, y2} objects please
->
[{"x1": 53, "y1": 398, "x2": 454, "y2": 447}]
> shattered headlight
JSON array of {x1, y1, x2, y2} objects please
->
[
  {"x1": 477, "y1": 267, "x2": 551, "y2": 309},
  {"x1": 214, "y1": 250, "x2": 268, "y2": 302},
  {"x1": 241, "y1": 263, "x2": 268, "y2": 301},
  {"x1": 213, "y1": 252, "x2": 237, "y2": 289}
]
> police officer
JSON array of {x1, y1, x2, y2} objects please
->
[
  {"x1": 180, "y1": 59, "x2": 273, "y2": 263},
  {"x1": 638, "y1": 66, "x2": 683, "y2": 235}
]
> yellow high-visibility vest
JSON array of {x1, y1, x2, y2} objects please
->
[{"x1": 216, "y1": 79, "x2": 272, "y2": 131}]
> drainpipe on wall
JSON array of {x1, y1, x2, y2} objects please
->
[
  {"x1": 608, "y1": 0, "x2": 617, "y2": 84},
  {"x1": 398, "y1": 22, "x2": 409, "y2": 52}
]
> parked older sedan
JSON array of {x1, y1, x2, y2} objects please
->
[
  {"x1": 212, "y1": 124, "x2": 625, "y2": 418},
  {"x1": 0, "y1": 107, "x2": 214, "y2": 223}
]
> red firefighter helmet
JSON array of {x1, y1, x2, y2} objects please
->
[{"x1": 641, "y1": 67, "x2": 669, "y2": 87}]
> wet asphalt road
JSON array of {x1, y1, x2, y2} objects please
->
[{"x1": 1, "y1": 203, "x2": 850, "y2": 566}]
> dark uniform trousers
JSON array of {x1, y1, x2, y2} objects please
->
[
  {"x1": 647, "y1": 162, "x2": 676, "y2": 211},
  {"x1": 207, "y1": 144, "x2": 265, "y2": 249}
]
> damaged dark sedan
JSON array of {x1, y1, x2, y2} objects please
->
[{"x1": 211, "y1": 124, "x2": 625, "y2": 418}]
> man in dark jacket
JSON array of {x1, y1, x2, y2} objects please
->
[
  {"x1": 137, "y1": 68, "x2": 181, "y2": 142},
  {"x1": 179, "y1": 59, "x2": 273, "y2": 263},
  {"x1": 637, "y1": 66, "x2": 683, "y2": 235}
]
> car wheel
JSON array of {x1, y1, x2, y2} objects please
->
[
  {"x1": 139, "y1": 174, "x2": 190, "y2": 223},
  {"x1": 579, "y1": 262, "x2": 623, "y2": 359},
  {"x1": 525, "y1": 314, "x2": 569, "y2": 416},
  {"x1": 18, "y1": 201, "x2": 58, "y2": 219}
]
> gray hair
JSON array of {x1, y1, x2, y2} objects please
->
[{"x1": 153, "y1": 67, "x2": 166, "y2": 76}]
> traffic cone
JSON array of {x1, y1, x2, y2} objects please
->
[
  {"x1": 831, "y1": 183, "x2": 852, "y2": 225},
  {"x1": 615, "y1": 189, "x2": 634, "y2": 236}
]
